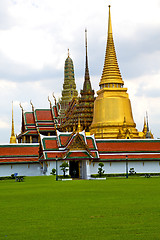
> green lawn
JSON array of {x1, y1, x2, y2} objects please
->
[{"x1": 0, "y1": 176, "x2": 160, "y2": 240}]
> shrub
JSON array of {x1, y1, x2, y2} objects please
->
[
  {"x1": 60, "y1": 162, "x2": 69, "y2": 178},
  {"x1": 50, "y1": 168, "x2": 56, "y2": 175},
  {"x1": 98, "y1": 162, "x2": 105, "y2": 177}
]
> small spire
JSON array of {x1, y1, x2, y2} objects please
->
[
  {"x1": 68, "y1": 48, "x2": 70, "y2": 58},
  {"x1": 108, "y1": 5, "x2": 112, "y2": 34},
  {"x1": 143, "y1": 116, "x2": 147, "y2": 134},
  {"x1": 83, "y1": 29, "x2": 92, "y2": 92},
  {"x1": 10, "y1": 101, "x2": 17, "y2": 144},
  {"x1": 146, "y1": 111, "x2": 149, "y2": 132}
]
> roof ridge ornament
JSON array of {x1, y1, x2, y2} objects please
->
[{"x1": 30, "y1": 100, "x2": 34, "y2": 112}]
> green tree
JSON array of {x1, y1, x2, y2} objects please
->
[
  {"x1": 60, "y1": 162, "x2": 69, "y2": 178},
  {"x1": 50, "y1": 168, "x2": 56, "y2": 175},
  {"x1": 98, "y1": 162, "x2": 105, "y2": 177}
]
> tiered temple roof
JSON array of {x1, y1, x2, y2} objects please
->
[{"x1": 17, "y1": 101, "x2": 60, "y2": 143}]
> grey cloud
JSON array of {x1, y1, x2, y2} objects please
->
[
  {"x1": 116, "y1": 25, "x2": 160, "y2": 79},
  {"x1": 0, "y1": 51, "x2": 63, "y2": 82},
  {"x1": 136, "y1": 85, "x2": 160, "y2": 98}
]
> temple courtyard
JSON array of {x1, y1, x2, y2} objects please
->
[{"x1": 0, "y1": 176, "x2": 160, "y2": 240}]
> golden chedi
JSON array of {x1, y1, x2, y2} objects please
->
[{"x1": 90, "y1": 6, "x2": 140, "y2": 139}]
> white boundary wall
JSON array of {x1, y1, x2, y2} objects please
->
[
  {"x1": 89, "y1": 161, "x2": 160, "y2": 175},
  {"x1": 0, "y1": 163, "x2": 42, "y2": 177}
]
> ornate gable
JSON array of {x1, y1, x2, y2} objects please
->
[
  {"x1": 68, "y1": 133, "x2": 88, "y2": 151},
  {"x1": 63, "y1": 133, "x2": 93, "y2": 159}
]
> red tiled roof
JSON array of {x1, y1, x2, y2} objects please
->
[
  {"x1": 37, "y1": 127, "x2": 55, "y2": 131},
  {"x1": 86, "y1": 137, "x2": 96, "y2": 149},
  {"x1": 59, "y1": 135, "x2": 72, "y2": 146},
  {"x1": 0, "y1": 157, "x2": 38, "y2": 164},
  {"x1": 25, "y1": 112, "x2": 35, "y2": 125},
  {"x1": 44, "y1": 139, "x2": 58, "y2": 150},
  {"x1": 0, "y1": 145, "x2": 39, "y2": 157},
  {"x1": 96, "y1": 140, "x2": 160, "y2": 152},
  {"x1": 99, "y1": 153, "x2": 160, "y2": 160},
  {"x1": 66, "y1": 151, "x2": 90, "y2": 158},
  {"x1": 35, "y1": 110, "x2": 53, "y2": 121},
  {"x1": 45, "y1": 152, "x2": 63, "y2": 159}
]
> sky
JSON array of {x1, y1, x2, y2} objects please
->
[{"x1": 0, "y1": 0, "x2": 160, "y2": 143}]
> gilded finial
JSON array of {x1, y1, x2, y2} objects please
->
[
  {"x1": 19, "y1": 102, "x2": 23, "y2": 111},
  {"x1": 10, "y1": 101, "x2": 17, "y2": 144},
  {"x1": 48, "y1": 96, "x2": 52, "y2": 108},
  {"x1": 30, "y1": 100, "x2": 34, "y2": 111},
  {"x1": 108, "y1": 5, "x2": 112, "y2": 34},
  {"x1": 68, "y1": 48, "x2": 70, "y2": 58},
  {"x1": 52, "y1": 92, "x2": 57, "y2": 105}
]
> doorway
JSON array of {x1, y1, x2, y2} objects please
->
[{"x1": 69, "y1": 161, "x2": 79, "y2": 178}]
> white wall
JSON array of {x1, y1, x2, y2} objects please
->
[
  {"x1": 0, "y1": 163, "x2": 42, "y2": 177},
  {"x1": 89, "y1": 161, "x2": 160, "y2": 175}
]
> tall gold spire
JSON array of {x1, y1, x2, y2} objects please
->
[
  {"x1": 10, "y1": 102, "x2": 17, "y2": 144},
  {"x1": 90, "y1": 5, "x2": 140, "y2": 139},
  {"x1": 99, "y1": 5, "x2": 124, "y2": 87}
]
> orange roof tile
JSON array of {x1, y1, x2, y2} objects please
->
[
  {"x1": 25, "y1": 112, "x2": 35, "y2": 125},
  {"x1": 44, "y1": 139, "x2": 58, "y2": 150},
  {"x1": 99, "y1": 153, "x2": 160, "y2": 160},
  {"x1": 0, "y1": 145, "x2": 39, "y2": 157},
  {"x1": 96, "y1": 140, "x2": 160, "y2": 152},
  {"x1": 35, "y1": 110, "x2": 53, "y2": 121}
]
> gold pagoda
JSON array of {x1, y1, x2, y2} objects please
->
[{"x1": 90, "y1": 6, "x2": 141, "y2": 139}]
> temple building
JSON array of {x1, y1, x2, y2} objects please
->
[
  {"x1": 17, "y1": 100, "x2": 60, "y2": 143},
  {"x1": 0, "y1": 5, "x2": 158, "y2": 178}
]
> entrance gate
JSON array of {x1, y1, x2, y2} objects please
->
[{"x1": 69, "y1": 161, "x2": 79, "y2": 178}]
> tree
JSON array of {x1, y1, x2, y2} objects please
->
[
  {"x1": 60, "y1": 162, "x2": 69, "y2": 178},
  {"x1": 98, "y1": 162, "x2": 105, "y2": 177},
  {"x1": 50, "y1": 168, "x2": 56, "y2": 175}
]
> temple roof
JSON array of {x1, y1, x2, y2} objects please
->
[
  {"x1": 18, "y1": 102, "x2": 60, "y2": 138},
  {"x1": 40, "y1": 131, "x2": 99, "y2": 160},
  {"x1": 0, "y1": 144, "x2": 39, "y2": 164},
  {"x1": 96, "y1": 139, "x2": 160, "y2": 153}
]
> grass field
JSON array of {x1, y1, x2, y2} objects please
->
[{"x1": 0, "y1": 176, "x2": 160, "y2": 240}]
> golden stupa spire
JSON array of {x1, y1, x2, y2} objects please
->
[
  {"x1": 99, "y1": 5, "x2": 124, "y2": 87},
  {"x1": 90, "y1": 5, "x2": 139, "y2": 139},
  {"x1": 10, "y1": 102, "x2": 17, "y2": 144}
]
